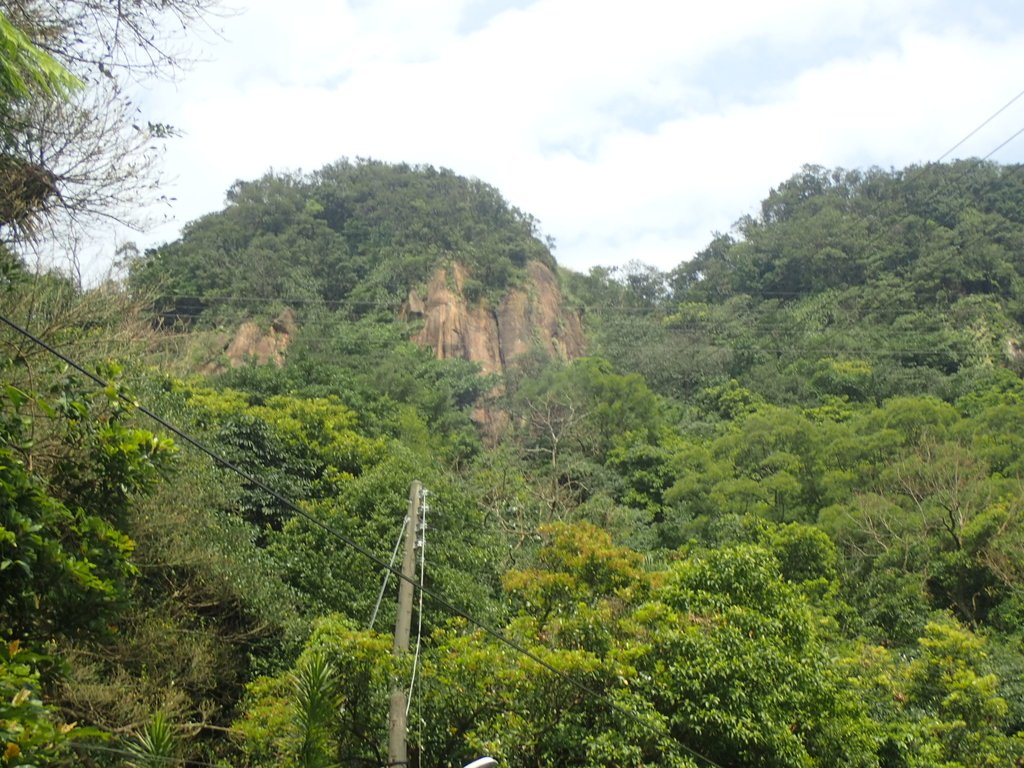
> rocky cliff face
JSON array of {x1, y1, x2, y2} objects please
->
[
  {"x1": 206, "y1": 261, "x2": 584, "y2": 388},
  {"x1": 404, "y1": 261, "x2": 586, "y2": 375},
  {"x1": 200, "y1": 308, "x2": 297, "y2": 376}
]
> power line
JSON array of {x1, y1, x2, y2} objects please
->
[
  {"x1": 937, "y1": 85, "x2": 1024, "y2": 161},
  {"x1": 148, "y1": 293, "x2": 406, "y2": 309},
  {"x1": 982, "y1": 123, "x2": 1024, "y2": 161},
  {"x1": 137, "y1": 330, "x2": 1001, "y2": 366},
  {"x1": 370, "y1": 514, "x2": 409, "y2": 630},
  {"x1": 71, "y1": 741, "x2": 224, "y2": 768},
  {"x1": 188, "y1": 339, "x2": 995, "y2": 359},
  {"x1": 149, "y1": 294, "x2": 985, "y2": 318},
  {"x1": 406, "y1": 487, "x2": 427, "y2": 719},
  {"x1": 0, "y1": 311, "x2": 724, "y2": 768},
  {"x1": 138, "y1": 291, "x2": 1002, "y2": 326}
]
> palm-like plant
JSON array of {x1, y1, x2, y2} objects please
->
[
  {"x1": 293, "y1": 652, "x2": 342, "y2": 768},
  {"x1": 125, "y1": 712, "x2": 178, "y2": 768}
]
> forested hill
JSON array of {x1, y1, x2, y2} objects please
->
[
  {"x1": 128, "y1": 159, "x2": 588, "y2": 384},
  {"x1": 130, "y1": 159, "x2": 557, "y2": 325},
  {"x1": 675, "y1": 160, "x2": 1024, "y2": 304},
  {"x1": 8, "y1": 157, "x2": 1024, "y2": 768},
  {"x1": 578, "y1": 160, "x2": 1024, "y2": 404}
]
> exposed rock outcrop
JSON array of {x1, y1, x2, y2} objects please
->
[
  {"x1": 201, "y1": 308, "x2": 297, "y2": 375},
  {"x1": 405, "y1": 261, "x2": 585, "y2": 375},
  {"x1": 200, "y1": 261, "x2": 583, "y2": 407}
]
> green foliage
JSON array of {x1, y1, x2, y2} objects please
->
[
  {"x1": 268, "y1": 447, "x2": 501, "y2": 630},
  {"x1": 0, "y1": 380, "x2": 174, "y2": 641},
  {"x1": 642, "y1": 544, "x2": 876, "y2": 768},
  {"x1": 130, "y1": 160, "x2": 556, "y2": 325},
  {"x1": 506, "y1": 356, "x2": 664, "y2": 522},
  {"x1": 175, "y1": 383, "x2": 384, "y2": 534},
  {"x1": 564, "y1": 163, "x2": 1021, "y2": 405},
  {"x1": 240, "y1": 526, "x2": 878, "y2": 768},
  {"x1": 449, "y1": 530, "x2": 876, "y2": 767},
  {"x1": 674, "y1": 163, "x2": 1024, "y2": 306},
  {"x1": 0, "y1": 640, "x2": 83, "y2": 768},
  {"x1": 219, "y1": 312, "x2": 488, "y2": 465},
  {"x1": 292, "y1": 654, "x2": 342, "y2": 768},
  {"x1": 124, "y1": 712, "x2": 179, "y2": 768},
  {"x1": 0, "y1": 12, "x2": 80, "y2": 104},
  {"x1": 847, "y1": 619, "x2": 1024, "y2": 767},
  {"x1": 548, "y1": 163, "x2": 1024, "y2": 765},
  {"x1": 236, "y1": 616, "x2": 393, "y2": 768},
  {"x1": 16, "y1": 150, "x2": 1024, "y2": 768},
  {"x1": 502, "y1": 522, "x2": 649, "y2": 628}
]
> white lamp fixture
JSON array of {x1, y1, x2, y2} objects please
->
[{"x1": 464, "y1": 759, "x2": 498, "y2": 768}]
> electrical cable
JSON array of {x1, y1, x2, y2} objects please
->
[
  {"x1": 145, "y1": 339, "x2": 999, "y2": 358},
  {"x1": 0, "y1": 311, "x2": 725, "y2": 768},
  {"x1": 982, "y1": 123, "x2": 1024, "y2": 161},
  {"x1": 71, "y1": 741, "x2": 223, "y2": 768},
  {"x1": 406, "y1": 489, "x2": 426, "y2": 719},
  {"x1": 132, "y1": 289, "x2": 1018, "y2": 320},
  {"x1": 71, "y1": 741, "x2": 378, "y2": 767},
  {"x1": 139, "y1": 287, "x2": 989, "y2": 305},
  {"x1": 937, "y1": 85, "x2": 1024, "y2": 161},
  {"x1": 134, "y1": 286, "x2": 1024, "y2": 325},
  {"x1": 370, "y1": 514, "x2": 408, "y2": 630}
]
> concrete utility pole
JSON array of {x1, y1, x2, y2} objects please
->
[{"x1": 388, "y1": 480, "x2": 421, "y2": 767}]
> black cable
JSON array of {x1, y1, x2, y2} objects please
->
[
  {"x1": 145, "y1": 334, "x2": 991, "y2": 357},
  {"x1": 72, "y1": 741, "x2": 378, "y2": 767},
  {"x1": 143, "y1": 290, "x2": 1000, "y2": 318},
  {"x1": 0, "y1": 311, "x2": 724, "y2": 768},
  {"x1": 71, "y1": 741, "x2": 224, "y2": 768}
]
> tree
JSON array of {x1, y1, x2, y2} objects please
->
[
  {"x1": 236, "y1": 616, "x2": 394, "y2": 768},
  {"x1": 0, "y1": 640, "x2": 87, "y2": 767},
  {"x1": 0, "y1": 378, "x2": 176, "y2": 642},
  {"x1": 847, "y1": 618, "x2": 1024, "y2": 766},
  {"x1": 130, "y1": 160, "x2": 558, "y2": 322},
  {"x1": 507, "y1": 357, "x2": 663, "y2": 521},
  {"x1": 0, "y1": 9, "x2": 80, "y2": 232},
  {"x1": 0, "y1": 12, "x2": 79, "y2": 104},
  {"x1": 0, "y1": 0, "x2": 219, "y2": 256}
]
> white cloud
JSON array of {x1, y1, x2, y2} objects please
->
[{"x1": 108, "y1": 0, "x2": 1024, "y2": 281}]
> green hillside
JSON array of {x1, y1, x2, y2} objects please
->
[
  {"x1": 4, "y1": 158, "x2": 1024, "y2": 767},
  {"x1": 130, "y1": 159, "x2": 556, "y2": 326},
  {"x1": 576, "y1": 160, "x2": 1024, "y2": 404}
]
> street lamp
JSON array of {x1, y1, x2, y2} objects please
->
[{"x1": 464, "y1": 759, "x2": 497, "y2": 768}]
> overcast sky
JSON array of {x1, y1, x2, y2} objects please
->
[{"x1": 116, "y1": 0, "x2": 1024, "y2": 277}]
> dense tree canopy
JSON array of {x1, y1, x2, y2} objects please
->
[
  {"x1": 6, "y1": 158, "x2": 1024, "y2": 767},
  {"x1": 130, "y1": 160, "x2": 557, "y2": 325}
]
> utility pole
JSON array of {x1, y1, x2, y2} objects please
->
[{"x1": 388, "y1": 480, "x2": 421, "y2": 767}]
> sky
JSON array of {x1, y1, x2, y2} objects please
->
[{"x1": 111, "y1": 0, "x2": 1024, "y2": 278}]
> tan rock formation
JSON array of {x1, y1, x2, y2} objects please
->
[
  {"x1": 200, "y1": 261, "x2": 583, "y2": 405},
  {"x1": 407, "y1": 261, "x2": 585, "y2": 375},
  {"x1": 202, "y1": 308, "x2": 296, "y2": 375}
]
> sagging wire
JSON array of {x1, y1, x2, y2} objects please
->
[
  {"x1": 370, "y1": 513, "x2": 409, "y2": 629},
  {"x1": 0, "y1": 311, "x2": 726, "y2": 768}
]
